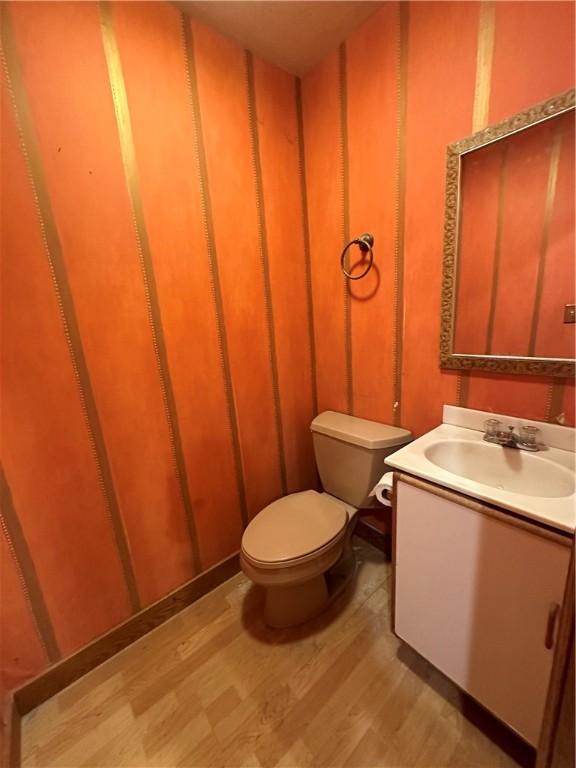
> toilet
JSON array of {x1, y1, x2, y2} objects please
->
[{"x1": 241, "y1": 411, "x2": 411, "y2": 628}]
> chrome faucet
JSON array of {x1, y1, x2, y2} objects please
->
[{"x1": 483, "y1": 421, "x2": 542, "y2": 452}]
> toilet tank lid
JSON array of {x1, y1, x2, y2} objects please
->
[{"x1": 311, "y1": 411, "x2": 412, "y2": 450}]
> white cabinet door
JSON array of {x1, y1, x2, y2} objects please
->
[{"x1": 394, "y1": 480, "x2": 571, "y2": 746}]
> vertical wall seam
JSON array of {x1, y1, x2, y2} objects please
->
[
  {"x1": 485, "y1": 144, "x2": 508, "y2": 355},
  {"x1": 338, "y1": 43, "x2": 353, "y2": 416},
  {"x1": 455, "y1": 374, "x2": 470, "y2": 410},
  {"x1": 528, "y1": 126, "x2": 562, "y2": 357},
  {"x1": 179, "y1": 14, "x2": 248, "y2": 528},
  {"x1": 544, "y1": 381, "x2": 553, "y2": 422},
  {"x1": 244, "y1": 50, "x2": 288, "y2": 495},
  {"x1": 99, "y1": 1, "x2": 201, "y2": 571},
  {"x1": 0, "y1": 7, "x2": 140, "y2": 613},
  {"x1": 546, "y1": 379, "x2": 565, "y2": 423},
  {"x1": 392, "y1": 3, "x2": 409, "y2": 427},
  {"x1": 458, "y1": 0, "x2": 496, "y2": 406},
  {"x1": 0, "y1": 466, "x2": 60, "y2": 663},
  {"x1": 295, "y1": 77, "x2": 319, "y2": 417}
]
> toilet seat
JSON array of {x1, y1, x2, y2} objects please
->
[{"x1": 241, "y1": 490, "x2": 348, "y2": 569}]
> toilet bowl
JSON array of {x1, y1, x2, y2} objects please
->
[{"x1": 241, "y1": 411, "x2": 411, "y2": 628}]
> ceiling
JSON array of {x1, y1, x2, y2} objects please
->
[{"x1": 179, "y1": 1, "x2": 384, "y2": 76}]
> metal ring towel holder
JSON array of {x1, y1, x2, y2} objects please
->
[{"x1": 340, "y1": 233, "x2": 375, "y2": 280}]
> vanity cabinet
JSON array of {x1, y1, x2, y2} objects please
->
[{"x1": 393, "y1": 475, "x2": 572, "y2": 747}]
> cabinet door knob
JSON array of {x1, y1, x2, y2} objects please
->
[{"x1": 544, "y1": 602, "x2": 560, "y2": 649}]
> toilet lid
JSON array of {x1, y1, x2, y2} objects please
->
[{"x1": 242, "y1": 491, "x2": 347, "y2": 564}]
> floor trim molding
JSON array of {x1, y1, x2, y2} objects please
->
[
  {"x1": 355, "y1": 517, "x2": 391, "y2": 558},
  {"x1": 3, "y1": 551, "x2": 240, "y2": 767},
  {"x1": 2, "y1": 693, "x2": 20, "y2": 768}
]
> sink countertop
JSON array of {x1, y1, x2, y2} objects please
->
[{"x1": 385, "y1": 421, "x2": 576, "y2": 534}]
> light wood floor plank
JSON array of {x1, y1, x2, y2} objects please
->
[{"x1": 21, "y1": 538, "x2": 525, "y2": 768}]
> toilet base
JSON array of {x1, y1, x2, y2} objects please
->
[
  {"x1": 264, "y1": 575, "x2": 329, "y2": 628},
  {"x1": 263, "y1": 540, "x2": 357, "y2": 629}
]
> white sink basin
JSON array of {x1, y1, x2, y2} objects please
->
[
  {"x1": 424, "y1": 440, "x2": 575, "y2": 498},
  {"x1": 384, "y1": 408, "x2": 576, "y2": 533}
]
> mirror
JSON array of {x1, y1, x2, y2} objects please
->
[{"x1": 440, "y1": 90, "x2": 575, "y2": 377}]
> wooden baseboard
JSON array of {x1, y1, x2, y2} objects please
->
[
  {"x1": 2, "y1": 693, "x2": 21, "y2": 768},
  {"x1": 6, "y1": 551, "x2": 240, "y2": 766},
  {"x1": 355, "y1": 518, "x2": 391, "y2": 558}
]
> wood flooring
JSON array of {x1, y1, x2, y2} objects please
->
[{"x1": 21, "y1": 538, "x2": 530, "y2": 768}]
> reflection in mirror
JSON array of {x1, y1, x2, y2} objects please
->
[
  {"x1": 440, "y1": 90, "x2": 575, "y2": 377},
  {"x1": 454, "y1": 110, "x2": 574, "y2": 359}
]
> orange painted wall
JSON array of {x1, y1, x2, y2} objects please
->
[
  {"x1": 462, "y1": 0, "x2": 575, "y2": 421},
  {"x1": 455, "y1": 112, "x2": 575, "y2": 359},
  {"x1": 1, "y1": 1, "x2": 315, "y2": 702},
  {"x1": 1, "y1": 0, "x2": 575, "y2": 705},
  {"x1": 535, "y1": 114, "x2": 576, "y2": 359},
  {"x1": 454, "y1": 140, "x2": 502, "y2": 354},
  {"x1": 301, "y1": 0, "x2": 575, "y2": 438},
  {"x1": 301, "y1": 1, "x2": 574, "y2": 533}
]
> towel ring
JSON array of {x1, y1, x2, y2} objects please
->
[{"x1": 340, "y1": 233, "x2": 374, "y2": 280}]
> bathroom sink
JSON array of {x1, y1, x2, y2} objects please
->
[
  {"x1": 384, "y1": 406, "x2": 576, "y2": 533},
  {"x1": 424, "y1": 439, "x2": 575, "y2": 498}
]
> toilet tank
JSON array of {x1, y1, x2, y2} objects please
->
[{"x1": 311, "y1": 411, "x2": 412, "y2": 508}]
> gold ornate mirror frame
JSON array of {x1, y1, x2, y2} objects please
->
[{"x1": 440, "y1": 89, "x2": 575, "y2": 377}]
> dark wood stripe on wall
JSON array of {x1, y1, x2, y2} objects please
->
[
  {"x1": 392, "y1": 3, "x2": 409, "y2": 427},
  {"x1": 0, "y1": 466, "x2": 60, "y2": 663},
  {"x1": 295, "y1": 77, "x2": 319, "y2": 417},
  {"x1": 528, "y1": 125, "x2": 562, "y2": 357},
  {"x1": 0, "y1": 6, "x2": 141, "y2": 614},
  {"x1": 99, "y1": 1, "x2": 201, "y2": 571},
  {"x1": 485, "y1": 144, "x2": 509, "y2": 355},
  {"x1": 457, "y1": 0, "x2": 496, "y2": 407},
  {"x1": 244, "y1": 50, "x2": 288, "y2": 496},
  {"x1": 472, "y1": 1, "x2": 495, "y2": 135},
  {"x1": 179, "y1": 14, "x2": 249, "y2": 529},
  {"x1": 546, "y1": 379, "x2": 565, "y2": 424},
  {"x1": 339, "y1": 42, "x2": 354, "y2": 416},
  {"x1": 456, "y1": 374, "x2": 470, "y2": 409}
]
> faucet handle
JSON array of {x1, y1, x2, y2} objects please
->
[
  {"x1": 484, "y1": 418, "x2": 501, "y2": 437},
  {"x1": 519, "y1": 424, "x2": 540, "y2": 448}
]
